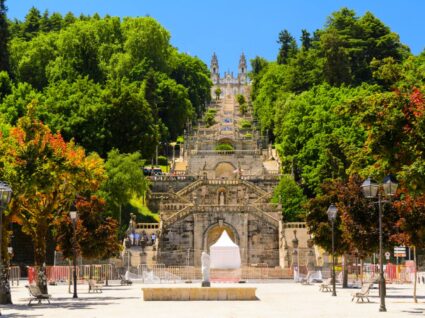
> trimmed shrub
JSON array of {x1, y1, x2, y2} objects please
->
[{"x1": 157, "y1": 155, "x2": 168, "y2": 166}]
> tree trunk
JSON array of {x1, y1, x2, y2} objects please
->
[
  {"x1": 0, "y1": 217, "x2": 12, "y2": 304},
  {"x1": 34, "y1": 226, "x2": 48, "y2": 294},
  {"x1": 0, "y1": 266, "x2": 11, "y2": 304},
  {"x1": 413, "y1": 246, "x2": 417, "y2": 303},
  {"x1": 360, "y1": 258, "x2": 364, "y2": 284},
  {"x1": 342, "y1": 254, "x2": 348, "y2": 288}
]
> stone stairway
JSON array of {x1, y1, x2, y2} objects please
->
[{"x1": 125, "y1": 245, "x2": 157, "y2": 267}]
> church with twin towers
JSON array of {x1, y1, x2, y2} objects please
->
[{"x1": 210, "y1": 52, "x2": 250, "y2": 99}]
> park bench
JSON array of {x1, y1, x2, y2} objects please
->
[
  {"x1": 26, "y1": 285, "x2": 51, "y2": 305},
  {"x1": 120, "y1": 274, "x2": 133, "y2": 286},
  {"x1": 88, "y1": 279, "x2": 103, "y2": 293},
  {"x1": 300, "y1": 272, "x2": 312, "y2": 285},
  {"x1": 351, "y1": 283, "x2": 373, "y2": 302},
  {"x1": 319, "y1": 278, "x2": 333, "y2": 292}
]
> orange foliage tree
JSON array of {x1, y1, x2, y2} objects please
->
[{"x1": 0, "y1": 103, "x2": 109, "y2": 293}]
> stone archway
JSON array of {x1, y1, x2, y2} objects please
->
[
  {"x1": 214, "y1": 162, "x2": 236, "y2": 179},
  {"x1": 203, "y1": 223, "x2": 239, "y2": 252}
]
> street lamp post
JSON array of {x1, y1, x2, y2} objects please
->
[
  {"x1": 361, "y1": 175, "x2": 398, "y2": 312},
  {"x1": 69, "y1": 208, "x2": 78, "y2": 299},
  {"x1": 327, "y1": 204, "x2": 338, "y2": 297},
  {"x1": 170, "y1": 142, "x2": 177, "y2": 173},
  {"x1": 0, "y1": 182, "x2": 12, "y2": 311},
  {"x1": 292, "y1": 230, "x2": 299, "y2": 282}
]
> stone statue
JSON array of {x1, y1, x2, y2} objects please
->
[
  {"x1": 219, "y1": 192, "x2": 225, "y2": 206},
  {"x1": 201, "y1": 251, "x2": 211, "y2": 287}
]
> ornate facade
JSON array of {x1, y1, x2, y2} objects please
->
[
  {"x1": 141, "y1": 55, "x2": 315, "y2": 270},
  {"x1": 210, "y1": 53, "x2": 249, "y2": 99}
]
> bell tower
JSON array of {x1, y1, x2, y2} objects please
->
[
  {"x1": 238, "y1": 52, "x2": 247, "y2": 84},
  {"x1": 210, "y1": 53, "x2": 219, "y2": 84}
]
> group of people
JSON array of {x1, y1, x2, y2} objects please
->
[{"x1": 127, "y1": 231, "x2": 157, "y2": 247}]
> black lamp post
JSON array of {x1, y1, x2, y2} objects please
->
[
  {"x1": 327, "y1": 203, "x2": 338, "y2": 297},
  {"x1": 69, "y1": 208, "x2": 78, "y2": 299},
  {"x1": 0, "y1": 182, "x2": 12, "y2": 311},
  {"x1": 361, "y1": 175, "x2": 398, "y2": 312}
]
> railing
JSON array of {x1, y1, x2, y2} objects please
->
[
  {"x1": 27, "y1": 264, "x2": 115, "y2": 284},
  {"x1": 9, "y1": 266, "x2": 20, "y2": 286},
  {"x1": 132, "y1": 264, "x2": 293, "y2": 282},
  {"x1": 284, "y1": 223, "x2": 307, "y2": 229},
  {"x1": 147, "y1": 174, "x2": 195, "y2": 181},
  {"x1": 163, "y1": 204, "x2": 280, "y2": 227},
  {"x1": 160, "y1": 203, "x2": 191, "y2": 211},
  {"x1": 163, "y1": 205, "x2": 193, "y2": 226},
  {"x1": 150, "y1": 191, "x2": 191, "y2": 204},
  {"x1": 190, "y1": 149, "x2": 261, "y2": 156},
  {"x1": 240, "y1": 179, "x2": 268, "y2": 196},
  {"x1": 137, "y1": 264, "x2": 197, "y2": 283},
  {"x1": 176, "y1": 179, "x2": 204, "y2": 197},
  {"x1": 240, "y1": 175, "x2": 281, "y2": 181},
  {"x1": 136, "y1": 223, "x2": 159, "y2": 230},
  {"x1": 206, "y1": 179, "x2": 240, "y2": 185}
]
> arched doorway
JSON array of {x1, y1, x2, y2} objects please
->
[{"x1": 203, "y1": 223, "x2": 239, "y2": 252}]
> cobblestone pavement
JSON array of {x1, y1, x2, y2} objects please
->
[{"x1": 2, "y1": 280, "x2": 425, "y2": 317}]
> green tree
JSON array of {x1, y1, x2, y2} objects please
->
[
  {"x1": 300, "y1": 29, "x2": 311, "y2": 51},
  {"x1": 214, "y1": 87, "x2": 221, "y2": 101},
  {"x1": 10, "y1": 32, "x2": 58, "y2": 90},
  {"x1": 100, "y1": 149, "x2": 148, "y2": 230},
  {"x1": 156, "y1": 76, "x2": 193, "y2": 140},
  {"x1": 272, "y1": 174, "x2": 306, "y2": 221},
  {"x1": 22, "y1": 7, "x2": 41, "y2": 39},
  {"x1": 0, "y1": 70, "x2": 11, "y2": 100},
  {"x1": 103, "y1": 78, "x2": 159, "y2": 157},
  {"x1": 122, "y1": 17, "x2": 171, "y2": 72},
  {"x1": 63, "y1": 12, "x2": 76, "y2": 27},
  {"x1": 0, "y1": 81, "x2": 42, "y2": 125},
  {"x1": 170, "y1": 52, "x2": 211, "y2": 117},
  {"x1": 39, "y1": 77, "x2": 109, "y2": 155},
  {"x1": 0, "y1": 0, "x2": 9, "y2": 72},
  {"x1": 277, "y1": 29, "x2": 298, "y2": 65}
]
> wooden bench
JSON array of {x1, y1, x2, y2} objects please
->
[
  {"x1": 319, "y1": 278, "x2": 333, "y2": 292},
  {"x1": 26, "y1": 285, "x2": 51, "y2": 305},
  {"x1": 351, "y1": 283, "x2": 373, "y2": 302},
  {"x1": 88, "y1": 279, "x2": 103, "y2": 293}
]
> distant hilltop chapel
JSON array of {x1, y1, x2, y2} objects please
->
[{"x1": 210, "y1": 53, "x2": 250, "y2": 99}]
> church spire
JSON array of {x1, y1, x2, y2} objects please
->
[
  {"x1": 210, "y1": 53, "x2": 219, "y2": 84},
  {"x1": 238, "y1": 52, "x2": 247, "y2": 74},
  {"x1": 238, "y1": 52, "x2": 247, "y2": 84},
  {"x1": 211, "y1": 52, "x2": 219, "y2": 74}
]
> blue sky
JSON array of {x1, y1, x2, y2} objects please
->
[{"x1": 7, "y1": 0, "x2": 425, "y2": 73}]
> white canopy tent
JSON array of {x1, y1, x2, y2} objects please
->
[{"x1": 209, "y1": 230, "x2": 241, "y2": 269}]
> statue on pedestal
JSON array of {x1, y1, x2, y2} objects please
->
[{"x1": 201, "y1": 251, "x2": 211, "y2": 287}]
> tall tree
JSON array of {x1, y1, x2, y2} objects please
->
[
  {"x1": 300, "y1": 29, "x2": 311, "y2": 51},
  {"x1": 0, "y1": 103, "x2": 106, "y2": 293},
  {"x1": 277, "y1": 29, "x2": 298, "y2": 65},
  {"x1": 0, "y1": 0, "x2": 8, "y2": 72},
  {"x1": 54, "y1": 195, "x2": 120, "y2": 261},
  {"x1": 22, "y1": 7, "x2": 41, "y2": 39},
  {"x1": 100, "y1": 149, "x2": 148, "y2": 230}
]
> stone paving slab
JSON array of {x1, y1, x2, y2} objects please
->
[{"x1": 2, "y1": 280, "x2": 425, "y2": 317}]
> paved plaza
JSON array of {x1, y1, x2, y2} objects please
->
[{"x1": 2, "y1": 281, "x2": 425, "y2": 317}]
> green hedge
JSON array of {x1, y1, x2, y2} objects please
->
[
  {"x1": 215, "y1": 143, "x2": 234, "y2": 151},
  {"x1": 157, "y1": 155, "x2": 168, "y2": 166}
]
